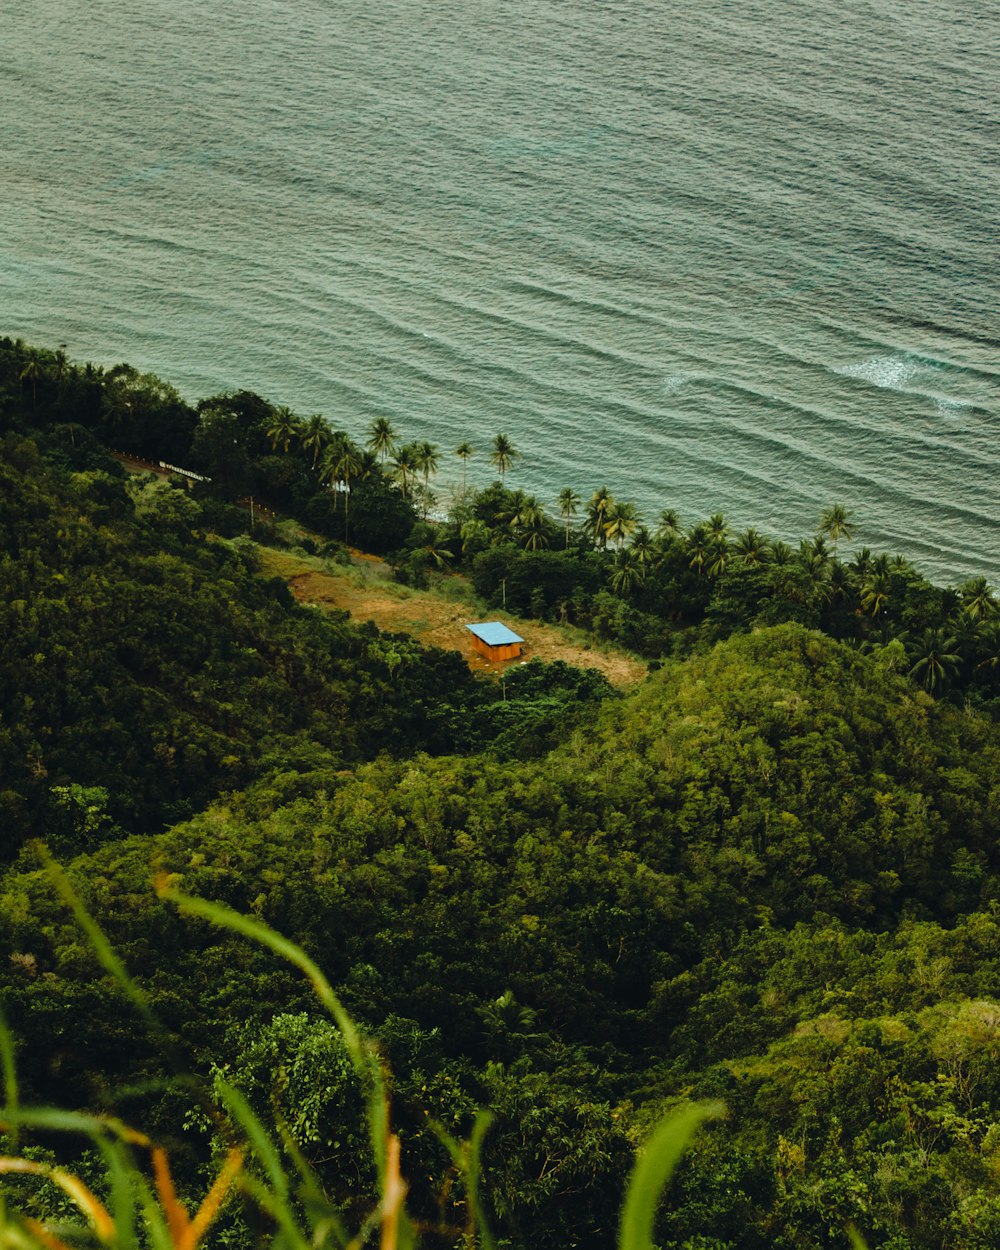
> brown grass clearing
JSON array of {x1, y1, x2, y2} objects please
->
[{"x1": 259, "y1": 547, "x2": 647, "y2": 688}]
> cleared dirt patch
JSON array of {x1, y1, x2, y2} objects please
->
[{"x1": 261, "y1": 548, "x2": 646, "y2": 688}]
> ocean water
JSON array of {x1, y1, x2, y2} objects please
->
[{"x1": 2, "y1": 0, "x2": 997, "y2": 583}]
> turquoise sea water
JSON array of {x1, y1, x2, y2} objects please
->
[{"x1": 2, "y1": 0, "x2": 997, "y2": 582}]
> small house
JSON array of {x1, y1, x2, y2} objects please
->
[{"x1": 465, "y1": 621, "x2": 524, "y2": 662}]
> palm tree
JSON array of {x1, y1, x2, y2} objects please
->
[
  {"x1": 819, "y1": 504, "x2": 854, "y2": 555},
  {"x1": 498, "y1": 489, "x2": 528, "y2": 530},
  {"x1": 414, "y1": 441, "x2": 440, "y2": 495},
  {"x1": 585, "y1": 488, "x2": 614, "y2": 549},
  {"x1": 421, "y1": 541, "x2": 454, "y2": 571},
  {"x1": 490, "y1": 433, "x2": 520, "y2": 483},
  {"x1": 696, "y1": 514, "x2": 728, "y2": 578},
  {"x1": 19, "y1": 357, "x2": 42, "y2": 413},
  {"x1": 604, "y1": 499, "x2": 640, "y2": 550},
  {"x1": 514, "y1": 496, "x2": 549, "y2": 551},
  {"x1": 861, "y1": 571, "x2": 891, "y2": 618},
  {"x1": 53, "y1": 345, "x2": 68, "y2": 399},
  {"x1": 974, "y1": 620, "x2": 1000, "y2": 676},
  {"x1": 828, "y1": 562, "x2": 851, "y2": 605},
  {"x1": 317, "y1": 439, "x2": 342, "y2": 485},
  {"x1": 367, "y1": 418, "x2": 398, "y2": 464},
  {"x1": 630, "y1": 526, "x2": 655, "y2": 566},
  {"x1": 655, "y1": 508, "x2": 681, "y2": 545},
  {"x1": 300, "y1": 414, "x2": 330, "y2": 468},
  {"x1": 849, "y1": 547, "x2": 873, "y2": 580},
  {"x1": 734, "y1": 528, "x2": 771, "y2": 566},
  {"x1": 909, "y1": 628, "x2": 960, "y2": 693},
  {"x1": 333, "y1": 443, "x2": 363, "y2": 540},
  {"x1": 557, "y1": 488, "x2": 580, "y2": 549},
  {"x1": 389, "y1": 443, "x2": 419, "y2": 499},
  {"x1": 609, "y1": 550, "x2": 645, "y2": 596},
  {"x1": 454, "y1": 442, "x2": 474, "y2": 489},
  {"x1": 800, "y1": 536, "x2": 831, "y2": 572},
  {"x1": 706, "y1": 513, "x2": 729, "y2": 546},
  {"x1": 770, "y1": 541, "x2": 794, "y2": 566},
  {"x1": 460, "y1": 518, "x2": 491, "y2": 556},
  {"x1": 686, "y1": 524, "x2": 711, "y2": 577},
  {"x1": 961, "y1": 576, "x2": 996, "y2": 622},
  {"x1": 266, "y1": 406, "x2": 300, "y2": 454},
  {"x1": 707, "y1": 541, "x2": 730, "y2": 578}
]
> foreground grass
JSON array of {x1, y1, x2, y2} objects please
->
[{"x1": 0, "y1": 852, "x2": 726, "y2": 1250}]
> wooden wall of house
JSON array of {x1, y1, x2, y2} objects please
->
[{"x1": 471, "y1": 636, "x2": 522, "y2": 661}]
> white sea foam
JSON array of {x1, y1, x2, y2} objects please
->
[
  {"x1": 661, "y1": 372, "x2": 710, "y2": 395},
  {"x1": 834, "y1": 356, "x2": 920, "y2": 391},
  {"x1": 934, "y1": 396, "x2": 973, "y2": 418},
  {"x1": 2, "y1": 0, "x2": 996, "y2": 583}
]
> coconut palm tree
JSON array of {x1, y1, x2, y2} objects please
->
[
  {"x1": 861, "y1": 571, "x2": 891, "y2": 618},
  {"x1": 630, "y1": 526, "x2": 655, "y2": 566},
  {"x1": 800, "y1": 536, "x2": 832, "y2": 572},
  {"x1": 827, "y1": 562, "x2": 851, "y2": 605},
  {"x1": 460, "y1": 518, "x2": 491, "y2": 556},
  {"x1": 414, "y1": 441, "x2": 440, "y2": 495},
  {"x1": 819, "y1": 504, "x2": 854, "y2": 555},
  {"x1": 300, "y1": 414, "x2": 331, "y2": 468},
  {"x1": 604, "y1": 500, "x2": 640, "y2": 550},
  {"x1": 318, "y1": 439, "x2": 341, "y2": 484},
  {"x1": 686, "y1": 524, "x2": 711, "y2": 577},
  {"x1": 498, "y1": 489, "x2": 528, "y2": 530},
  {"x1": 584, "y1": 488, "x2": 614, "y2": 549},
  {"x1": 734, "y1": 528, "x2": 771, "y2": 566},
  {"x1": 514, "y1": 496, "x2": 549, "y2": 551},
  {"x1": 609, "y1": 549, "x2": 645, "y2": 596},
  {"x1": 422, "y1": 541, "x2": 454, "y2": 571},
  {"x1": 557, "y1": 488, "x2": 580, "y2": 549},
  {"x1": 974, "y1": 620, "x2": 1000, "y2": 675},
  {"x1": 490, "y1": 433, "x2": 520, "y2": 482},
  {"x1": 333, "y1": 442, "x2": 363, "y2": 540},
  {"x1": 367, "y1": 418, "x2": 398, "y2": 464},
  {"x1": 19, "y1": 356, "x2": 42, "y2": 412},
  {"x1": 266, "y1": 406, "x2": 300, "y2": 453},
  {"x1": 961, "y1": 576, "x2": 996, "y2": 622},
  {"x1": 409, "y1": 441, "x2": 440, "y2": 519},
  {"x1": 454, "y1": 441, "x2": 474, "y2": 489},
  {"x1": 770, "y1": 541, "x2": 794, "y2": 566},
  {"x1": 849, "y1": 547, "x2": 873, "y2": 580},
  {"x1": 655, "y1": 508, "x2": 681, "y2": 545},
  {"x1": 389, "y1": 443, "x2": 419, "y2": 499},
  {"x1": 690, "y1": 515, "x2": 727, "y2": 577},
  {"x1": 707, "y1": 541, "x2": 730, "y2": 578},
  {"x1": 909, "y1": 628, "x2": 960, "y2": 693}
]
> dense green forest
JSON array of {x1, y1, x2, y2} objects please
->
[{"x1": 3, "y1": 340, "x2": 1000, "y2": 1249}]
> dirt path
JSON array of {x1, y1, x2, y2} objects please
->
[{"x1": 261, "y1": 549, "x2": 647, "y2": 688}]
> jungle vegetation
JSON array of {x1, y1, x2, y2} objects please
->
[{"x1": 2, "y1": 340, "x2": 1000, "y2": 1249}]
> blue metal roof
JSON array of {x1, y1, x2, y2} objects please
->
[{"x1": 466, "y1": 621, "x2": 524, "y2": 647}]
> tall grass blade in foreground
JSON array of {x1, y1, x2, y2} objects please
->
[
  {"x1": 4, "y1": 858, "x2": 732, "y2": 1250},
  {"x1": 0, "y1": 1004, "x2": 19, "y2": 1146},
  {"x1": 156, "y1": 883, "x2": 389, "y2": 1187},
  {"x1": 432, "y1": 1111, "x2": 496, "y2": 1250},
  {"x1": 36, "y1": 845, "x2": 160, "y2": 1039},
  {"x1": 618, "y1": 1101, "x2": 723, "y2": 1250}
]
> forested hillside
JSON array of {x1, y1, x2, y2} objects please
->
[
  {"x1": 3, "y1": 343, "x2": 1000, "y2": 1249},
  {"x1": 0, "y1": 431, "x2": 608, "y2": 859}
]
